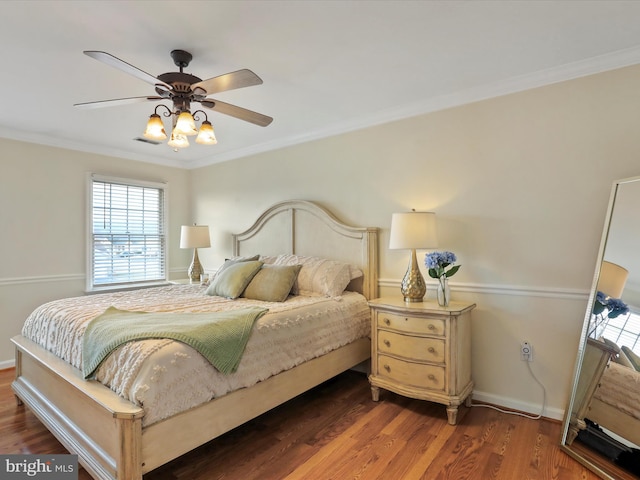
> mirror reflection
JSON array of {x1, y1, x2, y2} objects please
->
[{"x1": 562, "y1": 177, "x2": 640, "y2": 479}]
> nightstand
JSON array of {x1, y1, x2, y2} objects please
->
[{"x1": 368, "y1": 297, "x2": 476, "y2": 425}]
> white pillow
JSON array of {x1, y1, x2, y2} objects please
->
[
  {"x1": 258, "y1": 255, "x2": 278, "y2": 265},
  {"x1": 274, "y1": 254, "x2": 359, "y2": 297}
]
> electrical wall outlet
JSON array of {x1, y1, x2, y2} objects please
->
[{"x1": 521, "y1": 342, "x2": 533, "y2": 362}]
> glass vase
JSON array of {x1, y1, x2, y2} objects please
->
[{"x1": 437, "y1": 275, "x2": 450, "y2": 307}]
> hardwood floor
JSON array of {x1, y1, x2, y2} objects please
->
[{"x1": 1, "y1": 367, "x2": 601, "y2": 480}]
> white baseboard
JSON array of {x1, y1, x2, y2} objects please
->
[
  {"x1": 472, "y1": 389, "x2": 565, "y2": 421},
  {"x1": 0, "y1": 358, "x2": 16, "y2": 370}
]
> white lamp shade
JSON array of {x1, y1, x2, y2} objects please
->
[
  {"x1": 597, "y1": 261, "x2": 628, "y2": 298},
  {"x1": 180, "y1": 225, "x2": 211, "y2": 249},
  {"x1": 389, "y1": 212, "x2": 438, "y2": 250}
]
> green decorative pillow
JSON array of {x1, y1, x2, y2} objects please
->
[
  {"x1": 212, "y1": 254, "x2": 260, "y2": 280},
  {"x1": 242, "y1": 264, "x2": 303, "y2": 302},
  {"x1": 205, "y1": 261, "x2": 263, "y2": 299},
  {"x1": 621, "y1": 346, "x2": 640, "y2": 372}
]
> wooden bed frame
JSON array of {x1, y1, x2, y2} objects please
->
[
  {"x1": 11, "y1": 200, "x2": 378, "y2": 480},
  {"x1": 567, "y1": 338, "x2": 640, "y2": 448}
]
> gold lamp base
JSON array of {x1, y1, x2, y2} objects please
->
[
  {"x1": 187, "y1": 248, "x2": 204, "y2": 283},
  {"x1": 400, "y1": 249, "x2": 426, "y2": 302}
]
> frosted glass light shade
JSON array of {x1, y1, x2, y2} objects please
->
[
  {"x1": 389, "y1": 212, "x2": 438, "y2": 250},
  {"x1": 168, "y1": 130, "x2": 189, "y2": 148},
  {"x1": 196, "y1": 121, "x2": 218, "y2": 145},
  {"x1": 143, "y1": 114, "x2": 167, "y2": 140},
  {"x1": 174, "y1": 111, "x2": 198, "y2": 136}
]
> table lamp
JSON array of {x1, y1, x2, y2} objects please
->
[
  {"x1": 389, "y1": 211, "x2": 438, "y2": 302},
  {"x1": 180, "y1": 224, "x2": 211, "y2": 283}
]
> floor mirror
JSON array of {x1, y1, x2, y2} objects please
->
[{"x1": 560, "y1": 176, "x2": 640, "y2": 480}]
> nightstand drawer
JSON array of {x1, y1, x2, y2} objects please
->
[
  {"x1": 378, "y1": 331, "x2": 445, "y2": 363},
  {"x1": 377, "y1": 311, "x2": 445, "y2": 336},
  {"x1": 377, "y1": 354, "x2": 445, "y2": 392}
]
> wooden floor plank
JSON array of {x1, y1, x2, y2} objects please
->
[{"x1": 1, "y1": 368, "x2": 608, "y2": 480}]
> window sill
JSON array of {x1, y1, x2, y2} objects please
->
[{"x1": 86, "y1": 281, "x2": 171, "y2": 295}]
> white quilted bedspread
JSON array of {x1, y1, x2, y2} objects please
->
[
  {"x1": 21, "y1": 285, "x2": 370, "y2": 426},
  {"x1": 594, "y1": 360, "x2": 640, "y2": 421}
]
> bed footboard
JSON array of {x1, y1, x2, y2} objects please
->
[
  {"x1": 12, "y1": 334, "x2": 371, "y2": 479},
  {"x1": 12, "y1": 335, "x2": 145, "y2": 480}
]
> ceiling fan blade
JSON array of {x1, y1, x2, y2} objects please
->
[
  {"x1": 191, "y1": 69, "x2": 263, "y2": 95},
  {"x1": 74, "y1": 96, "x2": 163, "y2": 109},
  {"x1": 83, "y1": 51, "x2": 172, "y2": 90},
  {"x1": 200, "y1": 99, "x2": 273, "y2": 127}
]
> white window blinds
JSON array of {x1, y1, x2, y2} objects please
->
[{"x1": 89, "y1": 176, "x2": 167, "y2": 290}]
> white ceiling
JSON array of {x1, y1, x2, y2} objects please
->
[{"x1": 2, "y1": 0, "x2": 640, "y2": 169}]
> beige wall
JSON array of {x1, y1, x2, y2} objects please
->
[
  {"x1": 2, "y1": 64, "x2": 640, "y2": 418},
  {"x1": 190, "y1": 64, "x2": 640, "y2": 417},
  {"x1": 0, "y1": 139, "x2": 192, "y2": 363}
]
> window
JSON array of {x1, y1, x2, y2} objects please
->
[
  {"x1": 598, "y1": 308, "x2": 640, "y2": 356},
  {"x1": 88, "y1": 174, "x2": 167, "y2": 290}
]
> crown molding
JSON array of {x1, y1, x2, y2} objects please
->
[{"x1": 176, "y1": 45, "x2": 640, "y2": 169}]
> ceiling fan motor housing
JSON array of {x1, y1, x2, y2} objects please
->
[{"x1": 155, "y1": 72, "x2": 203, "y2": 113}]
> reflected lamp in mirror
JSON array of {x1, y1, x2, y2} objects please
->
[
  {"x1": 597, "y1": 261, "x2": 628, "y2": 299},
  {"x1": 389, "y1": 211, "x2": 438, "y2": 302},
  {"x1": 180, "y1": 225, "x2": 211, "y2": 283}
]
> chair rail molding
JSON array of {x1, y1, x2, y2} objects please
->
[{"x1": 378, "y1": 278, "x2": 589, "y2": 301}]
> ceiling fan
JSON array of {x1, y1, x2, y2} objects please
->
[{"x1": 75, "y1": 49, "x2": 273, "y2": 148}]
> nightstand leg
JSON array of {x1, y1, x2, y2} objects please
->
[
  {"x1": 446, "y1": 405, "x2": 458, "y2": 425},
  {"x1": 371, "y1": 386, "x2": 380, "y2": 401}
]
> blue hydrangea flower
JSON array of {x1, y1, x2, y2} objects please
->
[
  {"x1": 593, "y1": 290, "x2": 630, "y2": 318},
  {"x1": 424, "y1": 251, "x2": 460, "y2": 279},
  {"x1": 607, "y1": 297, "x2": 630, "y2": 318}
]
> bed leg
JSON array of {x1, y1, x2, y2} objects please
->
[
  {"x1": 371, "y1": 385, "x2": 380, "y2": 401},
  {"x1": 116, "y1": 415, "x2": 143, "y2": 480},
  {"x1": 14, "y1": 349, "x2": 24, "y2": 406}
]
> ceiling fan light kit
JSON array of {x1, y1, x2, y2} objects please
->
[{"x1": 77, "y1": 49, "x2": 271, "y2": 151}]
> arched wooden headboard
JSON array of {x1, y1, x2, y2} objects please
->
[{"x1": 232, "y1": 200, "x2": 378, "y2": 300}]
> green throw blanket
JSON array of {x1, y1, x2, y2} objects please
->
[{"x1": 82, "y1": 306, "x2": 268, "y2": 379}]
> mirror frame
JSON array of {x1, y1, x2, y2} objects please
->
[{"x1": 560, "y1": 175, "x2": 640, "y2": 479}]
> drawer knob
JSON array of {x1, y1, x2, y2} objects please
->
[
  {"x1": 384, "y1": 318, "x2": 391, "y2": 325},
  {"x1": 428, "y1": 324, "x2": 436, "y2": 330},
  {"x1": 428, "y1": 374, "x2": 436, "y2": 381},
  {"x1": 384, "y1": 364, "x2": 391, "y2": 372},
  {"x1": 384, "y1": 339, "x2": 391, "y2": 347},
  {"x1": 428, "y1": 347, "x2": 436, "y2": 354}
]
